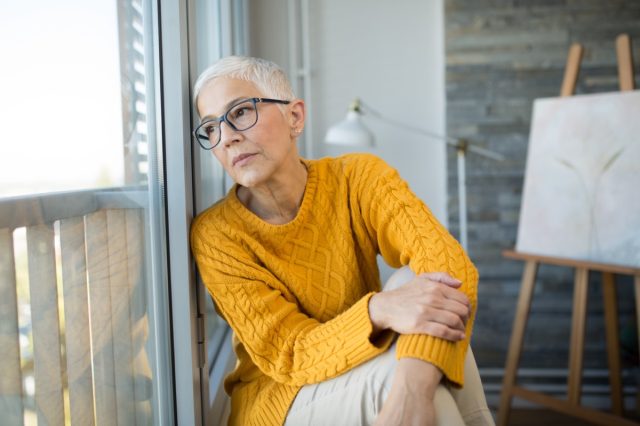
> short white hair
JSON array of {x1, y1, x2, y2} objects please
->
[{"x1": 193, "y1": 56, "x2": 295, "y2": 118}]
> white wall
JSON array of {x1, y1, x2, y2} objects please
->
[{"x1": 248, "y1": 1, "x2": 447, "y2": 277}]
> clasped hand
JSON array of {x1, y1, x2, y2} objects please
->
[{"x1": 369, "y1": 272, "x2": 470, "y2": 342}]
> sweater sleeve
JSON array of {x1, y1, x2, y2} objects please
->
[
  {"x1": 350, "y1": 154, "x2": 478, "y2": 387},
  {"x1": 190, "y1": 222, "x2": 395, "y2": 387}
]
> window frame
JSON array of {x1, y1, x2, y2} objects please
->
[
  {"x1": 156, "y1": 0, "x2": 203, "y2": 424},
  {"x1": 159, "y1": 0, "x2": 249, "y2": 424}
]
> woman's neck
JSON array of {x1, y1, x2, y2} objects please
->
[{"x1": 237, "y1": 159, "x2": 308, "y2": 225}]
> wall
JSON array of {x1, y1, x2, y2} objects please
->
[
  {"x1": 248, "y1": 0, "x2": 447, "y2": 224},
  {"x1": 249, "y1": 0, "x2": 447, "y2": 280},
  {"x1": 445, "y1": 0, "x2": 640, "y2": 380}
]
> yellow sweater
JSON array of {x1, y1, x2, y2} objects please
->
[{"x1": 190, "y1": 153, "x2": 478, "y2": 426}]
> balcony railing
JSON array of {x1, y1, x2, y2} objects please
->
[{"x1": 0, "y1": 187, "x2": 152, "y2": 425}]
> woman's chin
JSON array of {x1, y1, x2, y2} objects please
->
[{"x1": 235, "y1": 172, "x2": 265, "y2": 188}]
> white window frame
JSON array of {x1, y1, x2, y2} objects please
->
[
  {"x1": 157, "y1": 0, "x2": 202, "y2": 424},
  {"x1": 159, "y1": 0, "x2": 248, "y2": 424}
]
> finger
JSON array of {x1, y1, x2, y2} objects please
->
[
  {"x1": 439, "y1": 284, "x2": 471, "y2": 307},
  {"x1": 420, "y1": 322, "x2": 466, "y2": 342},
  {"x1": 418, "y1": 285, "x2": 469, "y2": 317},
  {"x1": 419, "y1": 272, "x2": 462, "y2": 287},
  {"x1": 425, "y1": 309, "x2": 466, "y2": 332},
  {"x1": 420, "y1": 287, "x2": 470, "y2": 324},
  {"x1": 439, "y1": 299, "x2": 470, "y2": 324}
]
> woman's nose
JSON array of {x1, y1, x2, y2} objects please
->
[{"x1": 219, "y1": 121, "x2": 242, "y2": 148}]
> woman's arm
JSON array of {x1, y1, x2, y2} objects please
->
[
  {"x1": 191, "y1": 232, "x2": 396, "y2": 387},
  {"x1": 368, "y1": 272, "x2": 470, "y2": 341},
  {"x1": 374, "y1": 358, "x2": 442, "y2": 426},
  {"x1": 349, "y1": 154, "x2": 478, "y2": 387},
  {"x1": 370, "y1": 271, "x2": 467, "y2": 426}
]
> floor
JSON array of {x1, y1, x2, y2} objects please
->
[
  {"x1": 503, "y1": 409, "x2": 640, "y2": 425},
  {"x1": 506, "y1": 409, "x2": 597, "y2": 425}
]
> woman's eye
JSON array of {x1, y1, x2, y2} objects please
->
[
  {"x1": 232, "y1": 107, "x2": 249, "y2": 119},
  {"x1": 204, "y1": 124, "x2": 218, "y2": 135}
]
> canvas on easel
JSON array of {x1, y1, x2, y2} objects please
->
[{"x1": 516, "y1": 89, "x2": 640, "y2": 268}]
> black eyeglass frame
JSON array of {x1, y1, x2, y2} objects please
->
[{"x1": 193, "y1": 97, "x2": 291, "y2": 150}]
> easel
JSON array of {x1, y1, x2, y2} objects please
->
[{"x1": 497, "y1": 34, "x2": 640, "y2": 426}]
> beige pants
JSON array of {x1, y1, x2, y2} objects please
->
[{"x1": 284, "y1": 267, "x2": 495, "y2": 426}]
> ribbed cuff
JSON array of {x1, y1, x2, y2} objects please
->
[
  {"x1": 395, "y1": 334, "x2": 468, "y2": 387},
  {"x1": 283, "y1": 292, "x2": 396, "y2": 386},
  {"x1": 336, "y1": 292, "x2": 395, "y2": 366}
]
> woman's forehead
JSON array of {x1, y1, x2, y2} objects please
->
[{"x1": 198, "y1": 78, "x2": 262, "y2": 117}]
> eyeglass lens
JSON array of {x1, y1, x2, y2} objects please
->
[{"x1": 196, "y1": 100, "x2": 258, "y2": 149}]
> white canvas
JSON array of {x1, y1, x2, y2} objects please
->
[{"x1": 516, "y1": 90, "x2": 640, "y2": 268}]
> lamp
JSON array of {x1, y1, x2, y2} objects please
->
[
  {"x1": 324, "y1": 99, "x2": 374, "y2": 147},
  {"x1": 324, "y1": 98, "x2": 505, "y2": 251}
]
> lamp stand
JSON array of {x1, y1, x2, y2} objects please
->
[{"x1": 456, "y1": 141, "x2": 468, "y2": 251}]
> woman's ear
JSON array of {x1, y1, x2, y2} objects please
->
[{"x1": 289, "y1": 99, "x2": 306, "y2": 133}]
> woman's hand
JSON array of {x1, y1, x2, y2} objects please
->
[{"x1": 369, "y1": 272, "x2": 470, "y2": 341}]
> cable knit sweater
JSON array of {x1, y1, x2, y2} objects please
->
[{"x1": 190, "y1": 153, "x2": 478, "y2": 426}]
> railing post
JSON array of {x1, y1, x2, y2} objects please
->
[
  {"x1": 0, "y1": 228, "x2": 24, "y2": 426},
  {"x1": 60, "y1": 217, "x2": 96, "y2": 425},
  {"x1": 26, "y1": 224, "x2": 64, "y2": 426}
]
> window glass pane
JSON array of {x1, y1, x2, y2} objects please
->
[
  {"x1": 192, "y1": 0, "x2": 230, "y2": 368},
  {"x1": 0, "y1": 0, "x2": 148, "y2": 197},
  {"x1": 0, "y1": 1, "x2": 172, "y2": 425}
]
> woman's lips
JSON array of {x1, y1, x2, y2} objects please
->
[{"x1": 232, "y1": 153, "x2": 257, "y2": 167}]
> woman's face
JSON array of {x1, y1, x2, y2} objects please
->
[{"x1": 196, "y1": 77, "x2": 304, "y2": 188}]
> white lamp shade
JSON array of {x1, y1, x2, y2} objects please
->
[{"x1": 324, "y1": 110, "x2": 375, "y2": 147}]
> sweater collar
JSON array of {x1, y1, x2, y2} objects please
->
[{"x1": 228, "y1": 158, "x2": 318, "y2": 230}]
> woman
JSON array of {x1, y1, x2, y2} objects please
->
[{"x1": 190, "y1": 56, "x2": 493, "y2": 426}]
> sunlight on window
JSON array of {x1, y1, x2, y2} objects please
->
[
  {"x1": 0, "y1": 0, "x2": 124, "y2": 197},
  {"x1": 1, "y1": 2, "x2": 157, "y2": 424}
]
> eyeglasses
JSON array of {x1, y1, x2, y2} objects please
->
[{"x1": 193, "y1": 97, "x2": 291, "y2": 150}]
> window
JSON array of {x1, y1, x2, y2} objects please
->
[
  {"x1": 0, "y1": 0, "x2": 246, "y2": 423},
  {"x1": 0, "y1": 0, "x2": 173, "y2": 424}
]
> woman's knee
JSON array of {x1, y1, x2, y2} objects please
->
[
  {"x1": 433, "y1": 385, "x2": 466, "y2": 426},
  {"x1": 449, "y1": 348, "x2": 495, "y2": 425},
  {"x1": 383, "y1": 266, "x2": 416, "y2": 292}
]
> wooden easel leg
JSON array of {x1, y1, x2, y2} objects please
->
[
  {"x1": 568, "y1": 268, "x2": 589, "y2": 405},
  {"x1": 497, "y1": 260, "x2": 538, "y2": 426},
  {"x1": 616, "y1": 34, "x2": 635, "y2": 92},
  {"x1": 635, "y1": 274, "x2": 640, "y2": 416},
  {"x1": 560, "y1": 43, "x2": 584, "y2": 97},
  {"x1": 602, "y1": 272, "x2": 623, "y2": 415}
]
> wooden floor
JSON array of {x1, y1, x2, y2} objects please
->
[
  {"x1": 502, "y1": 409, "x2": 640, "y2": 425},
  {"x1": 505, "y1": 409, "x2": 597, "y2": 425}
]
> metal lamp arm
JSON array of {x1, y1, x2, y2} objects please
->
[
  {"x1": 357, "y1": 99, "x2": 505, "y2": 161},
  {"x1": 352, "y1": 98, "x2": 507, "y2": 251}
]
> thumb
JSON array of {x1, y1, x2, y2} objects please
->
[{"x1": 420, "y1": 272, "x2": 462, "y2": 287}]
